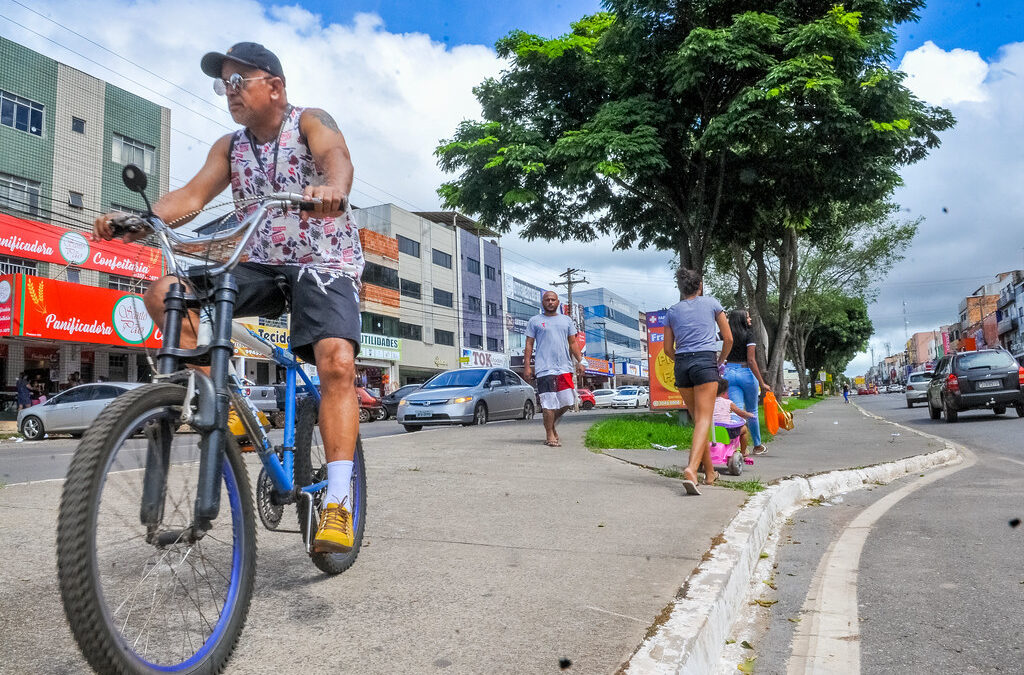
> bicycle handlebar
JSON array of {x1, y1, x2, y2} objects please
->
[{"x1": 118, "y1": 193, "x2": 322, "y2": 277}]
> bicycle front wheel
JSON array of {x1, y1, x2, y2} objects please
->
[
  {"x1": 293, "y1": 397, "x2": 366, "y2": 575},
  {"x1": 57, "y1": 383, "x2": 257, "y2": 674}
]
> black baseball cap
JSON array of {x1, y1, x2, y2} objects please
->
[{"x1": 201, "y1": 42, "x2": 285, "y2": 82}]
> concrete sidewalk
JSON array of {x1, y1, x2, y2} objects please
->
[
  {"x1": 603, "y1": 397, "x2": 944, "y2": 485},
  {"x1": 0, "y1": 399, "x2": 943, "y2": 674}
]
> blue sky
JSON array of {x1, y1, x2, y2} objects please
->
[{"x1": 276, "y1": 0, "x2": 1020, "y2": 60}]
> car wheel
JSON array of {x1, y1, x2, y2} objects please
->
[
  {"x1": 1016, "y1": 403, "x2": 1024, "y2": 418},
  {"x1": 20, "y1": 415, "x2": 44, "y2": 441},
  {"x1": 943, "y1": 397, "x2": 958, "y2": 423},
  {"x1": 473, "y1": 402, "x2": 488, "y2": 426},
  {"x1": 928, "y1": 400, "x2": 941, "y2": 420},
  {"x1": 402, "y1": 424, "x2": 422, "y2": 432},
  {"x1": 374, "y1": 407, "x2": 388, "y2": 421},
  {"x1": 582, "y1": 401, "x2": 594, "y2": 410},
  {"x1": 522, "y1": 399, "x2": 535, "y2": 420},
  {"x1": 906, "y1": 400, "x2": 913, "y2": 409},
  {"x1": 358, "y1": 408, "x2": 370, "y2": 423}
]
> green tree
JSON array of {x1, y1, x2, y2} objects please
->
[
  {"x1": 801, "y1": 294, "x2": 873, "y2": 393},
  {"x1": 437, "y1": 1, "x2": 952, "y2": 388}
]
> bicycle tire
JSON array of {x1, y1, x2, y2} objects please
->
[
  {"x1": 293, "y1": 397, "x2": 366, "y2": 575},
  {"x1": 57, "y1": 383, "x2": 257, "y2": 674}
]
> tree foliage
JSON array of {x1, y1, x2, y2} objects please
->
[{"x1": 436, "y1": 0, "x2": 953, "y2": 274}]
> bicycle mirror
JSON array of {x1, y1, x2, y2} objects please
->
[{"x1": 121, "y1": 164, "x2": 148, "y2": 194}]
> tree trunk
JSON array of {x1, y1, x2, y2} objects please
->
[{"x1": 766, "y1": 227, "x2": 799, "y2": 392}]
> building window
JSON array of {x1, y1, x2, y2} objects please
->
[
  {"x1": 486, "y1": 301, "x2": 499, "y2": 317},
  {"x1": 0, "y1": 90, "x2": 44, "y2": 136},
  {"x1": 362, "y1": 261, "x2": 399, "y2": 290},
  {"x1": 0, "y1": 255, "x2": 37, "y2": 275},
  {"x1": 111, "y1": 202, "x2": 146, "y2": 217},
  {"x1": 469, "y1": 333, "x2": 483, "y2": 348},
  {"x1": 361, "y1": 311, "x2": 399, "y2": 337},
  {"x1": 108, "y1": 274, "x2": 149, "y2": 293},
  {"x1": 260, "y1": 314, "x2": 288, "y2": 328},
  {"x1": 112, "y1": 133, "x2": 155, "y2": 173},
  {"x1": 468, "y1": 295, "x2": 482, "y2": 312},
  {"x1": 434, "y1": 328, "x2": 454, "y2": 346},
  {"x1": 65, "y1": 267, "x2": 81, "y2": 284},
  {"x1": 432, "y1": 248, "x2": 452, "y2": 269},
  {"x1": 399, "y1": 278, "x2": 421, "y2": 299},
  {"x1": 485, "y1": 264, "x2": 496, "y2": 281},
  {"x1": 433, "y1": 288, "x2": 453, "y2": 307},
  {"x1": 0, "y1": 173, "x2": 41, "y2": 216},
  {"x1": 397, "y1": 234, "x2": 420, "y2": 257},
  {"x1": 487, "y1": 337, "x2": 500, "y2": 352},
  {"x1": 71, "y1": 117, "x2": 85, "y2": 134},
  {"x1": 68, "y1": 191, "x2": 84, "y2": 208},
  {"x1": 466, "y1": 257, "x2": 480, "y2": 275},
  {"x1": 399, "y1": 322, "x2": 422, "y2": 341},
  {"x1": 108, "y1": 353, "x2": 129, "y2": 381}
]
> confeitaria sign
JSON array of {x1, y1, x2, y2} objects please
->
[{"x1": 360, "y1": 333, "x2": 401, "y2": 361}]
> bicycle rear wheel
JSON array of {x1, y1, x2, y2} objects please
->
[
  {"x1": 293, "y1": 397, "x2": 366, "y2": 575},
  {"x1": 57, "y1": 383, "x2": 256, "y2": 674}
]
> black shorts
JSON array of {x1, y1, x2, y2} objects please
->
[
  {"x1": 726, "y1": 426, "x2": 743, "y2": 440},
  {"x1": 674, "y1": 351, "x2": 719, "y2": 389},
  {"x1": 230, "y1": 262, "x2": 361, "y2": 364}
]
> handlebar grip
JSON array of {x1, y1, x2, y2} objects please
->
[{"x1": 298, "y1": 200, "x2": 318, "y2": 211}]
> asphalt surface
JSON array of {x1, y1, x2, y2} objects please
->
[
  {"x1": 0, "y1": 406, "x2": 746, "y2": 674},
  {"x1": 736, "y1": 393, "x2": 1024, "y2": 674},
  {"x1": 0, "y1": 407, "x2": 629, "y2": 485}
]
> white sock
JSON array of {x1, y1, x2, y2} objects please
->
[{"x1": 325, "y1": 460, "x2": 354, "y2": 506}]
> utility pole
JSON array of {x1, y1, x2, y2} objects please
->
[{"x1": 552, "y1": 268, "x2": 589, "y2": 409}]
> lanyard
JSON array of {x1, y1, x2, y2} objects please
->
[{"x1": 246, "y1": 104, "x2": 292, "y2": 191}]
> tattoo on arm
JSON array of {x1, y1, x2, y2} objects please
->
[{"x1": 310, "y1": 109, "x2": 341, "y2": 134}]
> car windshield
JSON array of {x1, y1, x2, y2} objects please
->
[
  {"x1": 422, "y1": 370, "x2": 487, "y2": 389},
  {"x1": 957, "y1": 351, "x2": 1015, "y2": 370},
  {"x1": 618, "y1": 388, "x2": 638, "y2": 395},
  {"x1": 594, "y1": 390, "x2": 614, "y2": 395},
  {"x1": 909, "y1": 374, "x2": 931, "y2": 383}
]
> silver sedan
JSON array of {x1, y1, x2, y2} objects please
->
[
  {"x1": 397, "y1": 367, "x2": 537, "y2": 432},
  {"x1": 18, "y1": 382, "x2": 144, "y2": 440}
]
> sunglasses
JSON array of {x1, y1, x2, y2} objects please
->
[{"x1": 213, "y1": 73, "x2": 274, "y2": 96}]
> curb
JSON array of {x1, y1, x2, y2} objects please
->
[{"x1": 623, "y1": 438, "x2": 963, "y2": 674}]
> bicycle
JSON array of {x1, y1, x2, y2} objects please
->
[{"x1": 56, "y1": 164, "x2": 366, "y2": 674}]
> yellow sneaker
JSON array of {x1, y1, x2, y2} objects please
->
[{"x1": 312, "y1": 501, "x2": 353, "y2": 553}]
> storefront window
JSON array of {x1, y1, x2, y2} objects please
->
[
  {"x1": 0, "y1": 254, "x2": 37, "y2": 275},
  {"x1": 108, "y1": 353, "x2": 129, "y2": 381}
]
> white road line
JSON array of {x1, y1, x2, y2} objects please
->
[
  {"x1": 584, "y1": 605, "x2": 648, "y2": 624},
  {"x1": 787, "y1": 448, "x2": 976, "y2": 674}
]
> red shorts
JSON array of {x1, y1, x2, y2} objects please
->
[{"x1": 537, "y1": 373, "x2": 575, "y2": 410}]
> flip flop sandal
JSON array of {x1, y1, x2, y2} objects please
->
[
  {"x1": 681, "y1": 479, "x2": 702, "y2": 495},
  {"x1": 704, "y1": 472, "x2": 720, "y2": 486}
]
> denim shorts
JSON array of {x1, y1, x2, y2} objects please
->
[{"x1": 674, "y1": 351, "x2": 720, "y2": 389}]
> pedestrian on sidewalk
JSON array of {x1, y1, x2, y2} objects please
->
[
  {"x1": 524, "y1": 291, "x2": 586, "y2": 447},
  {"x1": 15, "y1": 372, "x2": 32, "y2": 410},
  {"x1": 843, "y1": 383, "x2": 850, "y2": 403},
  {"x1": 662, "y1": 268, "x2": 732, "y2": 494},
  {"x1": 723, "y1": 309, "x2": 771, "y2": 456}
]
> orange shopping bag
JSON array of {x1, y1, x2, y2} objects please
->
[{"x1": 764, "y1": 391, "x2": 780, "y2": 435}]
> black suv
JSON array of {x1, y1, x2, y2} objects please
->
[{"x1": 926, "y1": 349, "x2": 1024, "y2": 422}]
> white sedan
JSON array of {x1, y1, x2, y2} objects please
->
[
  {"x1": 591, "y1": 389, "x2": 617, "y2": 408},
  {"x1": 610, "y1": 387, "x2": 650, "y2": 408}
]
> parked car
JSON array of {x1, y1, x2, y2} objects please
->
[
  {"x1": 926, "y1": 349, "x2": 1024, "y2": 422},
  {"x1": 381, "y1": 383, "x2": 423, "y2": 420},
  {"x1": 273, "y1": 378, "x2": 386, "y2": 422},
  {"x1": 576, "y1": 388, "x2": 596, "y2": 410},
  {"x1": 18, "y1": 382, "x2": 144, "y2": 440},
  {"x1": 591, "y1": 388, "x2": 617, "y2": 408},
  {"x1": 904, "y1": 372, "x2": 933, "y2": 408},
  {"x1": 397, "y1": 367, "x2": 536, "y2": 431},
  {"x1": 610, "y1": 386, "x2": 650, "y2": 409}
]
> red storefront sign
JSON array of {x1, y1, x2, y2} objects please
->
[
  {"x1": 0, "y1": 274, "x2": 12, "y2": 336},
  {"x1": 0, "y1": 213, "x2": 163, "y2": 280},
  {"x1": 4, "y1": 274, "x2": 162, "y2": 348},
  {"x1": 646, "y1": 310, "x2": 684, "y2": 410}
]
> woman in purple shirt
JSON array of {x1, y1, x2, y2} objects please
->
[{"x1": 662, "y1": 268, "x2": 733, "y2": 494}]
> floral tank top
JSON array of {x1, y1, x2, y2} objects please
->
[{"x1": 229, "y1": 105, "x2": 364, "y2": 284}]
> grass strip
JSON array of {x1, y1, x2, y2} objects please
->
[{"x1": 585, "y1": 413, "x2": 693, "y2": 450}]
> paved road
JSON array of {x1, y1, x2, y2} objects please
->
[
  {"x1": 0, "y1": 408, "x2": 632, "y2": 485},
  {"x1": 739, "y1": 393, "x2": 1024, "y2": 673}
]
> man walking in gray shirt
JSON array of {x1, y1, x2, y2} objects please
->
[{"x1": 524, "y1": 291, "x2": 586, "y2": 447}]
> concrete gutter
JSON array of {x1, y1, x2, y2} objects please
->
[{"x1": 622, "y1": 410, "x2": 964, "y2": 674}]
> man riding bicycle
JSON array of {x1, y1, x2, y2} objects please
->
[{"x1": 93, "y1": 42, "x2": 363, "y2": 554}]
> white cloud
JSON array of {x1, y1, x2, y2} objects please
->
[{"x1": 898, "y1": 40, "x2": 989, "y2": 106}]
